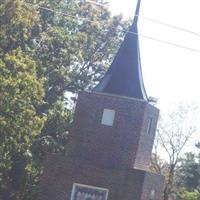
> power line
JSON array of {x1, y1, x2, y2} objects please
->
[
  {"x1": 83, "y1": 0, "x2": 200, "y2": 36},
  {"x1": 27, "y1": 1, "x2": 200, "y2": 37},
  {"x1": 136, "y1": 15, "x2": 200, "y2": 37},
  {"x1": 25, "y1": 2, "x2": 200, "y2": 53},
  {"x1": 26, "y1": 2, "x2": 94, "y2": 23},
  {"x1": 81, "y1": 0, "x2": 109, "y2": 7},
  {"x1": 127, "y1": 31, "x2": 199, "y2": 52},
  {"x1": 26, "y1": 2, "x2": 200, "y2": 37}
]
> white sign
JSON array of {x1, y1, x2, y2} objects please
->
[{"x1": 70, "y1": 183, "x2": 109, "y2": 200}]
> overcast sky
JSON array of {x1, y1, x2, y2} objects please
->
[{"x1": 107, "y1": 0, "x2": 200, "y2": 155}]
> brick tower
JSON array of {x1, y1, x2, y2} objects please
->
[{"x1": 38, "y1": 0, "x2": 164, "y2": 200}]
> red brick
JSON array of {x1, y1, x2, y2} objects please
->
[{"x1": 38, "y1": 92, "x2": 164, "y2": 200}]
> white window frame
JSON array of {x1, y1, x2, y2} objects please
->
[
  {"x1": 101, "y1": 109, "x2": 115, "y2": 126},
  {"x1": 70, "y1": 183, "x2": 109, "y2": 200}
]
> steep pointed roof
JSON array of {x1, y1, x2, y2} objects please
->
[{"x1": 93, "y1": 0, "x2": 148, "y2": 101}]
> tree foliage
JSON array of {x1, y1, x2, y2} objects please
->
[
  {"x1": 0, "y1": 1, "x2": 45, "y2": 199},
  {"x1": 176, "y1": 153, "x2": 200, "y2": 191},
  {"x1": 26, "y1": 0, "x2": 127, "y2": 155},
  {"x1": 177, "y1": 190, "x2": 200, "y2": 200},
  {"x1": 0, "y1": 49, "x2": 45, "y2": 199}
]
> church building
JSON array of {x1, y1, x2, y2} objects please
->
[{"x1": 38, "y1": 0, "x2": 164, "y2": 199}]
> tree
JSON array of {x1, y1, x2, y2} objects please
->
[
  {"x1": 29, "y1": 0, "x2": 127, "y2": 110},
  {"x1": 177, "y1": 190, "x2": 200, "y2": 200},
  {"x1": 175, "y1": 153, "x2": 200, "y2": 191},
  {"x1": 0, "y1": 49, "x2": 45, "y2": 200},
  {"x1": 151, "y1": 103, "x2": 198, "y2": 200},
  {"x1": 27, "y1": 0, "x2": 128, "y2": 156},
  {"x1": 0, "y1": 1, "x2": 45, "y2": 199},
  {"x1": 0, "y1": 0, "x2": 38, "y2": 53}
]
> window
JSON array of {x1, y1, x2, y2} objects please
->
[
  {"x1": 101, "y1": 109, "x2": 115, "y2": 126},
  {"x1": 147, "y1": 118, "x2": 153, "y2": 135},
  {"x1": 70, "y1": 183, "x2": 109, "y2": 200}
]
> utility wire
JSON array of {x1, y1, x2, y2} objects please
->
[
  {"x1": 127, "y1": 31, "x2": 199, "y2": 52},
  {"x1": 83, "y1": 0, "x2": 200, "y2": 36},
  {"x1": 135, "y1": 15, "x2": 200, "y2": 37},
  {"x1": 25, "y1": 2, "x2": 200, "y2": 53},
  {"x1": 81, "y1": 0, "x2": 109, "y2": 7},
  {"x1": 26, "y1": 2, "x2": 95, "y2": 23},
  {"x1": 26, "y1": 1, "x2": 200, "y2": 37}
]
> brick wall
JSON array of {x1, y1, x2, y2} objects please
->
[
  {"x1": 38, "y1": 155, "x2": 164, "y2": 200},
  {"x1": 134, "y1": 103, "x2": 159, "y2": 169},
  {"x1": 38, "y1": 92, "x2": 164, "y2": 200},
  {"x1": 68, "y1": 92, "x2": 159, "y2": 170}
]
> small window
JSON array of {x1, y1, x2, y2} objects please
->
[
  {"x1": 147, "y1": 118, "x2": 153, "y2": 135},
  {"x1": 101, "y1": 109, "x2": 115, "y2": 126}
]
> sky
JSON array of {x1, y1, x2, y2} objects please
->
[
  {"x1": 108, "y1": 0, "x2": 200, "y2": 107},
  {"x1": 107, "y1": 0, "x2": 200, "y2": 156}
]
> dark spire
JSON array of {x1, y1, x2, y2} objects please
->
[{"x1": 93, "y1": 0, "x2": 148, "y2": 101}]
